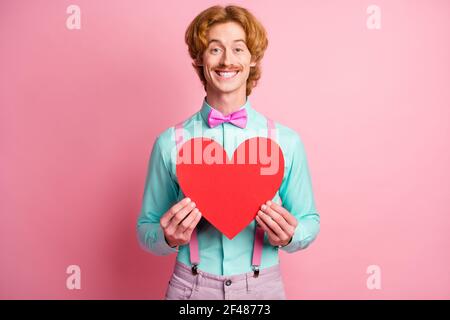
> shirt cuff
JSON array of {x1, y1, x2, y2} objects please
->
[
  {"x1": 137, "y1": 223, "x2": 179, "y2": 256},
  {"x1": 279, "y1": 224, "x2": 301, "y2": 253},
  {"x1": 163, "y1": 232, "x2": 179, "y2": 252},
  {"x1": 157, "y1": 226, "x2": 179, "y2": 254}
]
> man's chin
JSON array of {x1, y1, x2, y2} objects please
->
[{"x1": 209, "y1": 83, "x2": 245, "y2": 95}]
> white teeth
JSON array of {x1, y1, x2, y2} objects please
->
[{"x1": 217, "y1": 71, "x2": 238, "y2": 78}]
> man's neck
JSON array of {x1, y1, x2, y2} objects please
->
[{"x1": 205, "y1": 89, "x2": 247, "y2": 116}]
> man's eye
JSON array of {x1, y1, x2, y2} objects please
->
[
  {"x1": 211, "y1": 48, "x2": 221, "y2": 53},
  {"x1": 235, "y1": 48, "x2": 244, "y2": 52}
]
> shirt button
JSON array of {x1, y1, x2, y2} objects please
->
[{"x1": 225, "y1": 280, "x2": 232, "y2": 286}]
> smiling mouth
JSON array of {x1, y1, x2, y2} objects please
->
[{"x1": 214, "y1": 70, "x2": 239, "y2": 79}]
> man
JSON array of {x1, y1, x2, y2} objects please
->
[{"x1": 136, "y1": 5, "x2": 320, "y2": 300}]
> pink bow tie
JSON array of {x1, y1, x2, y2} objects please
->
[{"x1": 207, "y1": 108, "x2": 248, "y2": 129}]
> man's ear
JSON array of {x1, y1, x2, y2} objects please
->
[{"x1": 194, "y1": 56, "x2": 203, "y2": 67}]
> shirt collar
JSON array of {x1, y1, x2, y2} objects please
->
[{"x1": 200, "y1": 96, "x2": 252, "y2": 125}]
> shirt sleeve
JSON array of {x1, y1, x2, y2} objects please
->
[
  {"x1": 136, "y1": 134, "x2": 179, "y2": 256},
  {"x1": 278, "y1": 134, "x2": 320, "y2": 253}
]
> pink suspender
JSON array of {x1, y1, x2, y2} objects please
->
[
  {"x1": 174, "y1": 122, "x2": 200, "y2": 273},
  {"x1": 174, "y1": 117, "x2": 277, "y2": 278},
  {"x1": 251, "y1": 118, "x2": 276, "y2": 277}
]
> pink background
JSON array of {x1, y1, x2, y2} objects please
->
[{"x1": 1, "y1": 0, "x2": 449, "y2": 299}]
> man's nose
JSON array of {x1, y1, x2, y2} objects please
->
[{"x1": 220, "y1": 48, "x2": 232, "y2": 66}]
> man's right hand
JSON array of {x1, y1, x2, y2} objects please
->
[{"x1": 160, "y1": 197, "x2": 202, "y2": 248}]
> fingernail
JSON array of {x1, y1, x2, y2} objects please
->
[
  {"x1": 186, "y1": 197, "x2": 191, "y2": 202},
  {"x1": 261, "y1": 204, "x2": 267, "y2": 210},
  {"x1": 191, "y1": 202, "x2": 196, "y2": 207},
  {"x1": 267, "y1": 200, "x2": 272, "y2": 206}
]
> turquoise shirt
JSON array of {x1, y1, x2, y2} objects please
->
[{"x1": 136, "y1": 97, "x2": 320, "y2": 276}]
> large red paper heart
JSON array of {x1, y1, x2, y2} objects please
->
[{"x1": 176, "y1": 137, "x2": 284, "y2": 239}]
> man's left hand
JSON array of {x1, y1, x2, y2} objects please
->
[{"x1": 255, "y1": 200, "x2": 298, "y2": 247}]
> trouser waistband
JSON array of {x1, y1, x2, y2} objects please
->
[{"x1": 172, "y1": 261, "x2": 282, "y2": 291}]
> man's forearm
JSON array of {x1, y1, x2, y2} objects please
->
[
  {"x1": 137, "y1": 222, "x2": 179, "y2": 256},
  {"x1": 280, "y1": 214, "x2": 320, "y2": 253}
]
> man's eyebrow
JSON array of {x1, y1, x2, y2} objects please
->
[{"x1": 208, "y1": 39, "x2": 247, "y2": 45}]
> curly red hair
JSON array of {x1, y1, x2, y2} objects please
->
[{"x1": 185, "y1": 5, "x2": 268, "y2": 96}]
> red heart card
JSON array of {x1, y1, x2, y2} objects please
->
[{"x1": 176, "y1": 137, "x2": 284, "y2": 239}]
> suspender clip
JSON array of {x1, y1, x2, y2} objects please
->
[
  {"x1": 252, "y1": 265, "x2": 260, "y2": 278},
  {"x1": 191, "y1": 263, "x2": 198, "y2": 275}
]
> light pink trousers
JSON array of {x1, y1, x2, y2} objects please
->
[{"x1": 164, "y1": 261, "x2": 286, "y2": 300}]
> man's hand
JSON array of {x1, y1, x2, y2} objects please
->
[
  {"x1": 255, "y1": 200, "x2": 298, "y2": 247},
  {"x1": 160, "y1": 197, "x2": 202, "y2": 248}
]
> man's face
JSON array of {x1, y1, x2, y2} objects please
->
[{"x1": 199, "y1": 21, "x2": 256, "y2": 95}]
